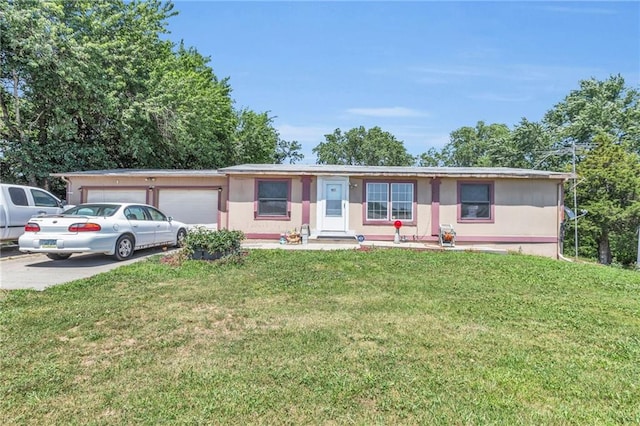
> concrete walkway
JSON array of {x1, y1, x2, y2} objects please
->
[{"x1": 244, "y1": 239, "x2": 509, "y2": 255}]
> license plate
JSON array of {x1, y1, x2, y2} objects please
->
[{"x1": 40, "y1": 239, "x2": 57, "y2": 248}]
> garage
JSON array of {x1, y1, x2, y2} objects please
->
[
  {"x1": 157, "y1": 188, "x2": 218, "y2": 228},
  {"x1": 52, "y1": 169, "x2": 227, "y2": 228},
  {"x1": 86, "y1": 189, "x2": 147, "y2": 204}
]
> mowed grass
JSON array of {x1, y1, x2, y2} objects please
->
[{"x1": 1, "y1": 249, "x2": 639, "y2": 425}]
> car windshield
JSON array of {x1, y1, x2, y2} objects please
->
[{"x1": 64, "y1": 204, "x2": 119, "y2": 217}]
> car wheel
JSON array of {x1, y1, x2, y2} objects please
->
[
  {"x1": 175, "y1": 228, "x2": 187, "y2": 247},
  {"x1": 113, "y1": 234, "x2": 134, "y2": 261},
  {"x1": 46, "y1": 253, "x2": 72, "y2": 260}
]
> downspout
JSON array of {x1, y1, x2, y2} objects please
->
[
  {"x1": 225, "y1": 174, "x2": 230, "y2": 230},
  {"x1": 58, "y1": 175, "x2": 73, "y2": 205},
  {"x1": 558, "y1": 253, "x2": 574, "y2": 262}
]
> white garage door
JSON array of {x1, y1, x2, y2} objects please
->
[
  {"x1": 158, "y1": 189, "x2": 218, "y2": 228},
  {"x1": 86, "y1": 189, "x2": 147, "y2": 203}
]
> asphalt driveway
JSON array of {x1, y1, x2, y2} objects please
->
[{"x1": 0, "y1": 245, "x2": 174, "y2": 291}]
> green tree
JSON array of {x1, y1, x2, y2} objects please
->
[
  {"x1": 275, "y1": 139, "x2": 304, "y2": 164},
  {"x1": 142, "y1": 42, "x2": 235, "y2": 169},
  {"x1": 313, "y1": 126, "x2": 414, "y2": 166},
  {"x1": 435, "y1": 121, "x2": 512, "y2": 167},
  {"x1": 573, "y1": 134, "x2": 640, "y2": 265},
  {"x1": 0, "y1": 0, "x2": 178, "y2": 187},
  {"x1": 231, "y1": 109, "x2": 280, "y2": 165},
  {"x1": 543, "y1": 75, "x2": 640, "y2": 156},
  {"x1": 417, "y1": 147, "x2": 445, "y2": 167},
  {"x1": 2, "y1": 0, "x2": 274, "y2": 185},
  {"x1": 509, "y1": 118, "x2": 556, "y2": 169},
  {"x1": 229, "y1": 110, "x2": 304, "y2": 165},
  {"x1": 542, "y1": 75, "x2": 640, "y2": 265}
]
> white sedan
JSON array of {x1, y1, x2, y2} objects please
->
[{"x1": 18, "y1": 202, "x2": 188, "y2": 261}]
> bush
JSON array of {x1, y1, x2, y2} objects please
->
[{"x1": 183, "y1": 227, "x2": 245, "y2": 259}]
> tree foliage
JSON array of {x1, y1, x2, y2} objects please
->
[
  {"x1": 542, "y1": 76, "x2": 640, "y2": 265},
  {"x1": 231, "y1": 109, "x2": 279, "y2": 165},
  {"x1": 572, "y1": 134, "x2": 640, "y2": 265},
  {"x1": 420, "y1": 119, "x2": 556, "y2": 169},
  {"x1": 437, "y1": 121, "x2": 511, "y2": 167},
  {"x1": 230, "y1": 109, "x2": 303, "y2": 165},
  {"x1": 275, "y1": 139, "x2": 304, "y2": 164},
  {"x1": 139, "y1": 42, "x2": 236, "y2": 169},
  {"x1": 313, "y1": 126, "x2": 414, "y2": 166},
  {"x1": 543, "y1": 75, "x2": 640, "y2": 157},
  {"x1": 0, "y1": 0, "x2": 182, "y2": 186},
  {"x1": 0, "y1": 0, "x2": 289, "y2": 189}
]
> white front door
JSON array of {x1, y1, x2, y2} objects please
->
[{"x1": 318, "y1": 178, "x2": 348, "y2": 232}]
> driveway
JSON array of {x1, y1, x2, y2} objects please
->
[
  {"x1": 0, "y1": 245, "x2": 174, "y2": 291},
  {"x1": 0, "y1": 240, "x2": 360, "y2": 292}
]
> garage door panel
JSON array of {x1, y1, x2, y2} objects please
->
[
  {"x1": 158, "y1": 189, "x2": 218, "y2": 228},
  {"x1": 87, "y1": 190, "x2": 147, "y2": 204}
]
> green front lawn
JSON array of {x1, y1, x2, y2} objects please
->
[{"x1": 1, "y1": 249, "x2": 639, "y2": 424}]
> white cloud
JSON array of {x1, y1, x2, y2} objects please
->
[
  {"x1": 346, "y1": 107, "x2": 430, "y2": 118},
  {"x1": 411, "y1": 63, "x2": 607, "y2": 85}
]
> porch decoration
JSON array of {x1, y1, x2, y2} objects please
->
[
  {"x1": 394, "y1": 220, "x2": 402, "y2": 244},
  {"x1": 439, "y1": 224, "x2": 456, "y2": 247},
  {"x1": 285, "y1": 228, "x2": 302, "y2": 244}
]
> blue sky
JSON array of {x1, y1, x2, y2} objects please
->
[{"x1": 166, "y1": 1, "x2": 640, "y2": 162}]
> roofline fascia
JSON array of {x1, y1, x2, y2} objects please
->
[
  {"x1": 51, "y1": 169, "x2": 572, "y2": 181},
  {"x1": 50, "y1": 172, "x2": 223, "y2": 178},
  {"x1": 221, "y1": 170, "x2": 572, "y2": 180}
]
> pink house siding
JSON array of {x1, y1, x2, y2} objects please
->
[{"x1": 53, "y1": 165, "x2": 570, "y2": 258}]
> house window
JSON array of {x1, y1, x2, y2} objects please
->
[
  {"x1": 366, "y1": 182, "x2": 414, "y2": 222},
  {"x1": 459, "y1": 182, "x2": 493, "y2": 221},
  {"x1": 256, "y1": 180, "x2": 289, "y2": 217}
]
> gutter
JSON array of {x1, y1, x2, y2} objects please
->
[{"x1": 57, "y1": 175, "x2": 73, "y2": 203}]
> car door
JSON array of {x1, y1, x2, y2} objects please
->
[
  {"x1": 144, "y1": 206, "x2": 173, "y2": 245},
  {"x1": 29, "y1": 188, "x2": 64, "y2": 215},
  {"x1": 5, "y1": 187, "x2": 34, "y2": 228},
  {"x1": 124, "y1": 205, "x2": 156, "y2": 247}
]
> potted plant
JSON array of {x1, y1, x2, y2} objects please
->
[{"x1": 183, "y1": 227, "x2": 245, "y2": 260}]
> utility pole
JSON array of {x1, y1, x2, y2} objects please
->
[
  {"x1": 572, "y1": 139, "x2": 579, "y2": 259},
  {"x1": 539, "y1": 139, "x2": 589, "y2": 260}
]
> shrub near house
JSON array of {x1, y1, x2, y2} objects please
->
[{"x1": 183, "y1": 227, "x2": 245, "y2": 260}]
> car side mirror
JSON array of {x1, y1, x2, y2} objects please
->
[{"x1": 167, "y1": 216, "x2": 173, "y2": 222}]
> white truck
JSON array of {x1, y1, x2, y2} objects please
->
[{"x1": 0, "y1": 183, "x2": 69, "y2": 242}]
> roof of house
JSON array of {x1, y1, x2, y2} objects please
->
[
  {"x1": 219, "y1": 164, "x2": 573, "y2": 180},
  {"x1": 51, "y1": 169, "x2": 224, "y2": 178},
  {"x1": 51, "y1": 165, "x2": 572, "y2": 180}
]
